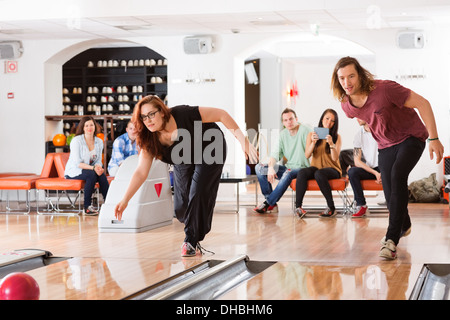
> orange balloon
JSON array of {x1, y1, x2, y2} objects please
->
[
  {"x1": 96, "y1": 133, "x2": 105, "y2": 141},
  {"x1": 52, "y1": 134, "x2": 66, "y2": 147}
]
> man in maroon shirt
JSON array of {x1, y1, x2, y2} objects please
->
[{"x1": 331, "y1": 57, "x2": 444, "y2": 260}]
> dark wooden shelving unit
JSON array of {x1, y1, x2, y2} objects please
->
[{"x1": 47, "y1": 46, "x2": 168, "y2": 169}]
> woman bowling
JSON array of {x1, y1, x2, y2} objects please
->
[{"x1": 114, "y1": 95, "x2": 258, "y2": 257}]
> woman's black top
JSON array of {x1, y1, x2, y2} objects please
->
[{"x1": 160, "y1": 105, "x2": 227, "y2": 165}]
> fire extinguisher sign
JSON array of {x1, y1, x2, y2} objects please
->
[{"x1": 4, "y1": 60, "x2": 18, "y2": 73}]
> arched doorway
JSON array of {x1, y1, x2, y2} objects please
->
[
  {"x1": 44, "y1": 39, "x2": 168, "y2": 168},
  {"x1": 234, "y1": 33, "x2": 374, "y2": 169}
]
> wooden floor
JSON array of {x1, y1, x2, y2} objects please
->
[{"x1": 0, "y1": 186, "x2": 449, "y2": 300}]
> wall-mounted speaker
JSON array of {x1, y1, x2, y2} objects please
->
[
  {"x1": 397, "y1": 31, "x2": 425, "y2": 49},
  {"x1": 183, "y1": 36, "x2": 214, "y2": 54},
  {"x1": 0, "y1": 41, "x2": 23, "y2": 59}
]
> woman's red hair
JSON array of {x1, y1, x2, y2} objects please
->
[{"x1": 131, "y1": 95, "x2": 171, "y2": 159}]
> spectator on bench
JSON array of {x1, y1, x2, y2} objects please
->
[
  {"x1": 108, "y1": 121, "x2": 139, "y2": 176},
  {"x1": 348, "y1": 118, "x2": 380, "y2": 218},
  {"x1": 65, "y1": 116, "x2": 109, "y2": 215},
  {"x1": 254, "y1": 108, "x2": 311, "y2": 214},
  {"x1": 294, "y1": 108, "x2": 342, "y2": 219}
]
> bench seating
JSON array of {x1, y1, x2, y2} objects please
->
[
  {"x1": 289, "y1": 177, "x2": 387, "y2": 215},
  {"x1": 35, "y1": 152, "x2": 113, "y2": 215},
  {"x1": 289, "y1": 178, "x2": 352, "y2": 214},
  {"x1": 0, "y1": 153, "x2": 57, "y2": 214},
  {"x1": 0, "y1": 172, "x2": 36, "y2": 178},
  {"x1": 36, "y1": 153, "x2": 87, "y2": 215}
]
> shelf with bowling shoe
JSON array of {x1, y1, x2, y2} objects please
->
[
  {"x1": 60, "y1": 60, "x2": 168, "y2": 139},
  {"x1": 47, "y1": 46, "x2": 169, "y2": 171}
]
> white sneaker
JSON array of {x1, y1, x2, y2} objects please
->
[{"x1": 379, "y1": 239, "x2": 397, "y2": 260}]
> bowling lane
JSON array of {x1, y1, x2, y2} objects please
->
[
  {"x1": 219, "y1": 261, "x2": 425, "y2": 300},
  {"x1": 25, "y1": 257, "x2": 425, "y2": 300},
  {"x1": 22, "y1": 257, "x2": 204, "y2": 300}
]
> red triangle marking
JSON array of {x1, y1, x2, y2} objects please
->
[{"x1": 154, "y1": 183, "x2": 163, "y2": 197}]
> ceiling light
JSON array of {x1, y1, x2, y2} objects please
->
[{"x1": 115, "y1": 24, "x2": 152, "y2": 31}]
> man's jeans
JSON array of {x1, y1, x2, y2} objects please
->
[{"x1": 255, "y1": 163, "x2": 301, "y2": 206}]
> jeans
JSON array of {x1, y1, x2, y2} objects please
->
[
  {"x1": 255, "y1": 163, "x2": 302, "y2": 206},
  {"x1": 378, "y1": 137, "x2": 425, "y2": 245},
  {"x1": 347, "y1": 166, "x2": 380, "y2": 206},
  {"x1": 66, "y1": 169, "x2": 109, "y2": 209},
  {"x1": 295, "y1": 166, "x2": 341, "y2": 209}
]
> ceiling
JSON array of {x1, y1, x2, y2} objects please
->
[
  {"x1": 1, "y1": 0, "x2": 450, "y2": 61},
  {"x1": 0, "y1": 0, "x2": 449, "y2": 41}
]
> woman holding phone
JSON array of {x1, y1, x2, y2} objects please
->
[{"x1": 294, "y1": 108, "x2": 342, "y2": 218}]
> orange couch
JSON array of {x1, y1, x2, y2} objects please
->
[{"x1": 0, "y1": 153, "x2": 58, "y2": 214}]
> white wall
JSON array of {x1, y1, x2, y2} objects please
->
[
  {"x1": 0, "y1": 26, "x2": 449, "y2": 184},
  {"x1": 290, "y1": 56, "x2": 376, "y2": 150},
  {"x1": 338, "y1": 26, "x2": 450, "y2": 183}
]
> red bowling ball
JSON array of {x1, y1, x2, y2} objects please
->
[{"x1": 0, "y1": 272, "x2": 40, "y2": 300}]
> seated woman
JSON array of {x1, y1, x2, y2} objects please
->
[
  {"x1": 295, "y1": 108, "x2": 342, "y2": 218},
  {"x1": 64, "y1": 115, "x2": 109, "y2": 215}
]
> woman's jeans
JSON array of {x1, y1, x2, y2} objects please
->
[
  {"x1": 255, "y1": 163, "x2": 301, "y2": 206},
  {"x1": 66, "y1": 169, "x2": 109, "y2": 209},
  {"x1": 378, "y1": 137, "x2": 425, "y2": 245}
]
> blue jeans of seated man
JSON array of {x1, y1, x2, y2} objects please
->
[
  {"x1": 347, "y1": 166, "x2": 380, "y2": 206},
  {"x1": 255, "y1": 163, "x2": 301, "y2": 206}
]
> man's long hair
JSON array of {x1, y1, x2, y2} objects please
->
[{"x1": 331, "y1": 56, "x2": 375, "y2": 102}]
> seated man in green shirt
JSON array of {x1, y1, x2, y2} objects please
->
[{"x1": 254, "y1": 108, "x2": 311, "y2": 213}]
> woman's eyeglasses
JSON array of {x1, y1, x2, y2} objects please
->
[{"x1": 140, "y1": 110, "x2": 159, "y2": 121}]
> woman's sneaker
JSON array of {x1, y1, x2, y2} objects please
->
[
  {"x1": 295, "y1": 207, "x2": 307, "y2": 219},
  {"x1": 379, "y1": 239, "x2": 397, "y2": 260},
  {"x1": 352, "y1": 205, "x2": 369, "y2": 218},
  {"x1": 181, "y1": 242, "x2": 215, "y2": 257},
  {"x1": 84, "y1": 205, "x2": 98, "y2": 216},
  {"x1": 196, "y1": 243, "x2": 215, "y2": 256},
  {"x1": 181, "y1": 242, "x2": 197, "y2": 257},
  {"x1": 319, "y1": 207, "x2": 337, "y2": 218}
]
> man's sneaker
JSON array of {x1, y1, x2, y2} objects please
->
[
  {"x1": 400, "y1": 226, "x2": 412, "y2": 238},
  {"x1": 254, "y1": 201, "x2": 267, "y2": 212},
  {"x1": 319, "y1": 207, "x2": 337, "y2": 218},
  {"x1": 181, "y1": 242, "x2": 197, "y2": 257},
  {"x1": 295, "y1": 207, "x2": 307, "y2": 219},
  {"x1": 84, "y1": 205, "x2": 98, "y2": 216},
  {"x1": 380, "y1": 239, "x2": 397, "y2": 260},
  {"x1": 352, "y1": 205, "x2": 369, "y2": 218},
  {"x1": 254, "y1": 201, "x2": 278, "y2": 213}
]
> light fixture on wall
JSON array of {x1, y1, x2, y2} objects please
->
[
  {"x1": 310, "y1": 23, "x2": 320, "y2": 36},
  {"x1": 286, "y1": 81, "x2": 299, "y2": 104},
  {"x1": 287, "y1": 81, "x2": 298, "y2": 97}
]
